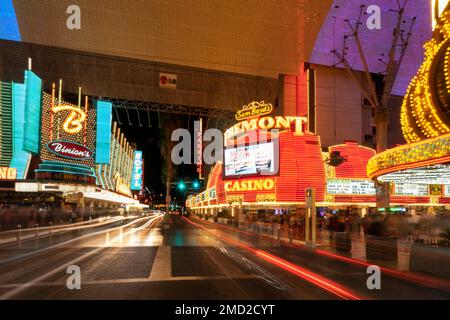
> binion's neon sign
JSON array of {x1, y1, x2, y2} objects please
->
[
  {"x1": 52, "y1": 105, "x2": 86, "y2": 134},
  {"x1": 114, "y1": 172, "x2": 132, "y2": 197}
]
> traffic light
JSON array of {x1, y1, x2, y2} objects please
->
[
  {"x1": 193, "y1": 181, "x2": 200, "y2": 189},
  {"x1": 177, "y1": 181, "x2": 186, "y2": 190}
]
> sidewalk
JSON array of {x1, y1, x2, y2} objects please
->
[
  {"x1": 0, "y1": 216, "x2": 124, "y2": 245},
  {"x1": 208, "y1": 218, "x2": 407, "y2": 271},
  {"x1": 0, "y1": 229, "x2": 56, "y2": 245},
  {"x1": 195, "y1": 216, "x2": 450, "y2": 292}
]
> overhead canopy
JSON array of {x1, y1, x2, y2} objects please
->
[
  {"x1": 8, "y1": 0, "x2": 332, "y2": 78},
  {"x1": 367, "y1": 133, "x2": 450, "y2": 184},
  {"x1": 377, "y1": 164, "x2": 450, "y2": 185}
]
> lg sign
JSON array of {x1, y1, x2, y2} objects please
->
[{"x1": 159, "y1": 73, "x2": 177, "y2": 89}]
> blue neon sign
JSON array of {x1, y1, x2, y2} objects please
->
[{"x1": 131, "y1": 150, "x2": 143, "y2": 191}]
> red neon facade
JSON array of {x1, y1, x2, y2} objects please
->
[
  {"x1": 330, "y1": 141, "x2": 376, "y2": 179},
  {"x1": 188, "y1": 108, "x2": 448, "y2": 210},
  {"x1": 199, "y1": 129, "x2": 326, "y2": 206},
  {"x1": 327, "y1": 141, "x2": 377, "y2": 204}
]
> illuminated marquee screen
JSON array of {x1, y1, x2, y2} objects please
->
[
  {"x1": 224, "y1": 142, "x2": 277, "y2": 178},
  {"x1": 445, "y1": 185, "x2": 450, "y2": 197},
  {"x1": 327, "y1": 179, "x2": 376, "y2": 196},
  {"x1": 394, "y1": 183, "x2": 429, "y2": 196}
]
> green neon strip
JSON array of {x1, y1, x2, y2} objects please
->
[{"x1": 0, "y1": 81, "x2": 13, "y2": 166}]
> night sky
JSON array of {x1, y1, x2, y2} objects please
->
[{"x1": 113, "y1": 109, "x2": 199, "y2": 198}]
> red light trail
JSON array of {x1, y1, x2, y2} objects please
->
[
  {"x1": 182, "y1": 216, "x2": 364, "y2": 300},
  {"x1": 190, "y1": 216, "x2": 450, "y2": 293}
]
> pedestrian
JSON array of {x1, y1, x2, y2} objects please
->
[
  {"x1": 276, "y1": 220, "x2": 281, "y2": 240},
  {"x1": 28, "y1": 210, "x2": 34, "y2": 228},
  {"x1": 288, "y1": 215, "x2": 295, "y2": 243},
  {"x1": 338, "y1": 213, "x2": 346, "y2": 232}
]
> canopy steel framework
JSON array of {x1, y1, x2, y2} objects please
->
[{"x1": 93, "y1": 96, "x2": 236, "y2": 129}]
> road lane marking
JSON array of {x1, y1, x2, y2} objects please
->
[
  {"x1": 148, "y1": 246, "x2": 171, "y2": 280},
  {"x1": 0, "y1": 274, "x2": 255, "y2": 288}
]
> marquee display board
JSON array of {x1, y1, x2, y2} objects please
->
[{"x1": 224, "y1": 141, "x2": 277, "y2": 178}]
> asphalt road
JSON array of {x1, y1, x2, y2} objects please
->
[{"x1": 0, "y1": 214, "x2": 448, "y2": 300}]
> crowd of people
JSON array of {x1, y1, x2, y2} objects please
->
[{"x1": 205, "y1": 208, "x2": 450, "y2": 245}]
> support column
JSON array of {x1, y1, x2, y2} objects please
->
[{"x1": 375, "y1": 110, "x2": 390, "y2": 208}]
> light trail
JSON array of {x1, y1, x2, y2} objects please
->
[
  {"x1": 0, "y1": 215, "x2": 163, "y2": 300},
  {"x1": 0, "y1": 216, "x2": 139, "y2": 246},
  {"x1": 192, "y1": 216, "x2": 450, "y2": 292},
  {"x1": 182, "y1": 216, "x2": 364, "y2": 300},
  {"x1": 0, "y1": 216, "x2": 152, "y2": 267}
]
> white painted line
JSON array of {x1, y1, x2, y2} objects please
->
[
  {"x1": 148, "y1": 246, "x2": 171, "y2": 280},
  {"x1": 0, "y1": 274, "x2": 255, "y2": 288}
]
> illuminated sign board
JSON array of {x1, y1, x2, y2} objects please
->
[
  {"x1": 429, "y1": 185, "x2": 443, "y2": 196},
  {"x1": 256, "y1": 193, "x2": 276, "y2": 202},
  {"x1": 224, "y1": 178, "x2": 275, "y2": 192},
  {"x1": 224, "y1": 142, "x2": 277, "y2": 177},
  {"x1": 327, "y1": 179, "x2": 376, "y2": 195},
  {"x1": 195, "y1": 118, "x2": 203, "y2": 179},
  {"x1": 51, "y1": 105, "x2": 86, "y2": 134},
  {"x1": 159, "y1": 73, "x2": 177, "y2": 89},
  {"x1": 40, "y1": 92, "x2": 96, "y2": 168},
  {"x1": 0, "y1": 167, "x2": 17, "y2": 180},
  {"x1": 394, "y1": 183, "x2": 429, "y2": 196},
  {"x1": 224, "y1": 116, "x2": 307, "y2": 142},
  {"x1": 209, "y1": 187, "x2": 217, "y2": 199},
  {"x1": 35, "y1": 171, "x2": 96, "y2": 184},
  {"x1": 445, "y1": 185, "x2": 450, "y2": 197},
  {"x1": 433, "y1": 0, "x2": 449, "y2": 29},
  {"x1": 115, "y1": 172, "x2": 132, "y2": 197},
  {"x1": 47, "y1": 141, "x2": 94, "y2": 160},
  {"x1": 235, "y1": 101, "x2": 273, "y2": 121},
  {"x1": 131, "y1": 150, "x2": 143, "y2": 191}
]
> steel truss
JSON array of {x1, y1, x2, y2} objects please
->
[{"x1": 93, "y1": 97, "x2": 236, "y2": 129}]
